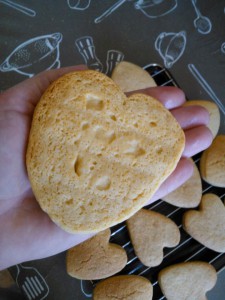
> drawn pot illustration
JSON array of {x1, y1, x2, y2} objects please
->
[
  {"x1": 0, "y1": 32, "x2": 62, "y2": 77},
  {"x1": 134, "y1": 0, "x2": 177, "y2": 18},
  {"x1": 67, "y1": 0, "x2": 91, "y2": 10},
  {"x1": 155, "y1": 31, "x2": 186, "y2": 68}
]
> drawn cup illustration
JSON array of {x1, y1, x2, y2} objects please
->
[
  {"x1": 105, "y1": 50, "x2": 124, "y2": 75},
  {"x1": 67, "y1": 0, "x2": 91, "y2": 10},
  {"x1": 134, "y1": 0, "x2": 177, "y2": 18},
  {"x1": 0, "y1": 33, "x2": 62, "y2": 77},
  {"x1": 75, "y1": 36, "x2": 103, "y2": 72},
  {"x1": 155, "y1": 31, "x2": 186, "y2": 68}
]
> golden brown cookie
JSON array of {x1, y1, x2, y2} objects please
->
[
  {"x1": 183, "y1": 193, "x2": 225, "y2": 252},
  {"x1": 184, "y1": 100, "x2": 220, "y2": 138},
  {"x1": 158, "y1": 261, "x2": 217, "y2": 300},
  {"x1": 93, "y1": 275, "x2": 153, "y2": 300},
  {"x1": 162, "y1": 159, "x2": 202, "y2": 208},
  {"x1": 111, "y1": 61, "x2": 156, "y2": 92},
  {"x1": 200, "y1": 135, "x2": 225, "y2": 187},
  {"x1": 66, "y1": 229, "x2": 127, "y2": 280},
  {"x1": 126, "y1": 209, "x2": 180, "y2": 267},
  {"x1": 26, "y1": 70, "x2": 184, "y2": 233}
]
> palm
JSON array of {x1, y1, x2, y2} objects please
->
[{"x1": 0, "y1": 66, "x2": 212, "y2": 270}]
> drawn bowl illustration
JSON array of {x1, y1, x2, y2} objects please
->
[
  {"x1": 0, "y1": 32, "x2": 62, "y2": 77},
  {"x1": 134, "y1": 0, "x2": 177, "y2": 18},
  {"x1": 155, "y1": 31, "x2": 186, "y2": 68},
  {"x1": 67, "y1": 0, "x2": 91, "y2": 10}
]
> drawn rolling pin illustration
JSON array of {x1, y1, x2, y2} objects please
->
[{"x1": 0, "y1": 33, "x2": 62, "y2": 77}]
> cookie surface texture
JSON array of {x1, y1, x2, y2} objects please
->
[
  {"x1": 126, "y1": 209, "x2": 180, "y2": 267},
  {"x1": 183, "y1": 193, "x2": 225, "y2": 252},
  {"x1": 162, "y1": 159, "x2": 202, "y2": 208},
  {"x1": 111, "y1": 61, "x2": 156, "y2": 92},
  {"x1": 26, "y1": 70, "x2": 185, "y2": 233},
  {"x1": 158, "y1": 261, "x2": 217, "y2": 300},
  {"x1": 66, "y1": 229, "x2": 127, "y2": 280},
  {"x1": 200, "y1": 135, "x2": 225, "y2": 187},
  {"x1": 93, "y1": 275, "x2": 153, "y2": 300},
  {"x1": 184, "y1": 100, "x2": 220, "y2": 138}
]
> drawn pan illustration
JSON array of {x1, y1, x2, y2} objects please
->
[
  {"x1": 134, "y1": 0, "x2": 177, "y2": 18},
  {"x1": 191, "y1": 0, "x2": 212, "y2": 34},
  {"x1": 0, "y1": 33, "x2": 62, "y2": 77},
  {"x1": 106, "y1": 50, "x2": 124, "y2": 75},
  {"x1": 75, "y1": 36, "x2": 103, "y2": 72},
  {"x1": 155, "y1": 31, "x2": 186, "y2": 68},
  {"x1": 67, "y1": 0, "x2": 91, "y2": 10},
  {"x1": 80, "y1": 280, "x2": 93, "y2": 298},
  {"x1": 188, "y1": 64, "x2": 225, "y2": 115},
  {"x1": 0, "y1": 0, "x2": 36, "y2": 17},
  {"x1": 16, "y1": 264, "x2": 49, "y2": 300}
]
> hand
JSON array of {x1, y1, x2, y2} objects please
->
[{"x1": 0, "y1": 66, "x2": 212, "y2": 270}]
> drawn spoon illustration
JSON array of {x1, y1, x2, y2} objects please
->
[
  {"x1": 94, "y1": 0, "x2": 128, "y2": 24},
  {"x1": 0, "y1": 33, "x2": 62, "y2": 77},
  {"x1": 16, "y1": 264, "x2": 49, "y2": 300},
  {"x1": 188, "y1": 64, "x2": 225, "y2": 116},
  {"x1": 0, "y1": 0, "x2": 36, "y2": 17},
  {"x1": 191, "y1": 0, "x2": 212, "y2": 34}
]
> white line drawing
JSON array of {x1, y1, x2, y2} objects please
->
[
  {"x1": 75, "y1": 36, "x2": 103, "y2": 72},
  {"x1": 105, "y1": 49, "x2": 124, "y2": 75},
  {"x1": 80, "y1": 280, "x2": 93, "y2": 298},
  {"x1": 0, "y1": 32, "x2": 62, "y2": 77},
  {"x1": 16, "y1": 264, "x2": 49, "y2": 300},
  {"x1": 134, "y1": 0, "x2": 178, "y2": 18},
  {"x1": 191, "y1": 0, "x2": 212, "y2": 34},
  {"x1": 221, "y1": 42, "x2": 225, "y2": 54},
  {"x1": 67, "y1": 0, "x2": 91, "y2": 10},
  {"x1": 95, "y1": 0, "x2": 127, "y2": 24},
  {"x1": 188, "y1": 64, "x2": 225, "y2": 116},
  {"x1": 155, "y1": 31, "x2": 186, "y2": 68},
  {"x1": 0, "y1": 0, "x2": 36, "y2": 17}
]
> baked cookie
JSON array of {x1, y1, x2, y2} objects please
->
[
  {"x1": 183, "y1": 193, "x2": 225, "y2": 252},
  {"x1": 66, "y1": 229, "x2": 127, "y2": 280},
  {"x1": 93, "y1": 275, "x2": 153, "y2": 300},
  {"x1": 184, "y1": 100, "x2": 220, "y2": 138},
  {"x1": 26, "y1": 70, "x2": 184, "y2": 233},
  {"x1": 126, "y1": 209, "x2": 180, "y2": 267},
  {"x1": 111, "y1": 61, "x2": 156, "y2": 92},
  {"x1": 162, "y1": 159, "x2": 202, "y2": 208},
  {"x1": 200, "y1": 135, "x2": 225, "y2": 187},
  {"x1": 158, "y1": 261, "x2": 217, "y2": 300}
]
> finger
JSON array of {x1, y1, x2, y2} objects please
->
[
  {"x1": 127, "y1": 86, "x2": 186, "y2": 109},
  {"x1": 1, "y1": 65, "x2": 87, "y2": 111},
  {"x1": 183, "y1": 125, "x2": 213, "y2": 157},
  {"x1": 145, "y1": 157, "x2": 194, "y2": 205},
  {"x1": 171, "y1": 105, "x2": 210, "y2": 130}
]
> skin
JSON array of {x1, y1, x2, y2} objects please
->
[{"x1": 0, "y1": 65, "x2": 212, "y2": 270}]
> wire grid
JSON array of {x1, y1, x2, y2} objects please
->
[{"x1": 91, "y1": 64, "x2": 225, "y2": 300}]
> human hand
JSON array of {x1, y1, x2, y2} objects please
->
[{"x1": 0, "y1": 66, "x2": 212, "y2": 270}]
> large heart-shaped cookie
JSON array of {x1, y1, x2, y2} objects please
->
[
  {"x1": 26, "y1": 70, "x2": 184, "y2": 232},
  {"x1": 183, "y1": 193, "x2": 225, "y2": 252},
  {"x1": 126, "y1": 209, "x2": 180, "y2": 267},
  {"x1": 158, "y1": 261, "x2": 217, "y2": 300},
  {"x1": 66, "y1": 229, "x2": 127, "y2": 280}
]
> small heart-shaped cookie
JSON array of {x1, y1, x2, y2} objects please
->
[
  {"x1": 158, "y1": 261, "x2": 217, "y2": 300},
  {"x1": 93, "y1": 275, "x2": 153, "y2": 300},
  {"x1": 111, "y1": 61, "x2": 156, "y2": 92},
  {"x1": 162, "y1": 159, "x2": 202, "y2": 208},
  {"x1": 184, "y1": 100, "x2": 220, "y2": 138},
  {"x1": 200, "y1": 135, "x2": 225, "y2": 187},
  {"x1": 126, "y1": 209, "x2": 180, "y2": 267},
  {"x1": 26, "y1": 70, "x2": 184, "y2": 232},
  {"x1": 183, "y1": 193, "x2": 225, "y2": 252},
  {"x1": 66, "y1": 228, "x2": 127, "y2": 280}
]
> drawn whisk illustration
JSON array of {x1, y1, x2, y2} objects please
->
[
  {"x1": 0, "y1": 0, "x2": 36, "y2": 17},
  {"x1": 0, "y1": 33, "x2": 62, "y2": 77},
  {"x1": 15, "y1": 264, "x2": 49, "y2": 300},
  {"x1": 155, "y1": 31, "x2": 186, "y2": 68},
  {"x1": 75, "y1": 36, "x2": 124, "y2": 75}
]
